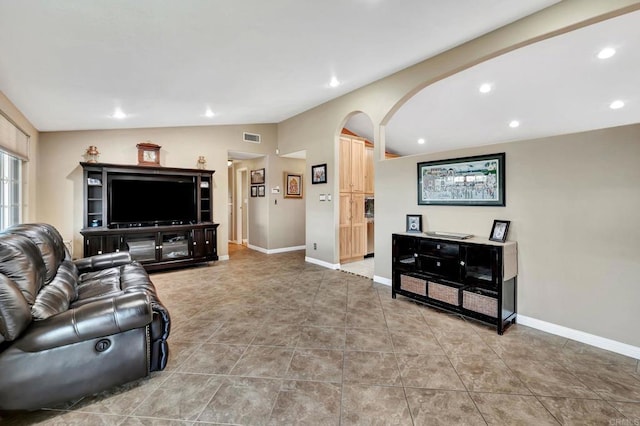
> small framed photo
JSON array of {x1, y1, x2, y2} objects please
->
[
  {"x1": 250, "y1": 186, "x2": 258, "y2": 197},
  {"x1": 311, "y1": 163, "x2": 327, "y2": 184},
  {"x1": 251, "y1": 168, "x2": 265, "y2": 185},
  {"x1": 406, "y1": 214, "x2": 423, "y2": 233},
  {"x1": 257, "y1": 185, "x2": 265, "y2": 197},
  {"x1": 284, "y1": 172, "x2": 303, "y2": 198},
  {"x1": 489, "y1": 220, "x2": 510, "y2": 242}
]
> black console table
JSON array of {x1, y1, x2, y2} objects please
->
[
  {"x1": 80, "y1": 162, "x2": 219, "y2": 271},
  {"x1": 392, "y1": 233, "x2": 517, "y2": 334}
]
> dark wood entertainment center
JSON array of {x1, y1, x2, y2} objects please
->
[
  {"x1": 80, "y1": 162, "x2": 219, "y2": 271},
  {"x1": 392, "y1": 233, "x2": 517, "y2": 334}
]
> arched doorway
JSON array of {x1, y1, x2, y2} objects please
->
[{"x1": 338, "y1": 112, "x2": 375, "y2": 278}]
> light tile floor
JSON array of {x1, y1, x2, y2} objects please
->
[
  {"x1": 340, "y1": 257, "x2": 374, "y2": 279},
  {"x1": 2, "y1": 245, "x2": 640, "y2": 425}
]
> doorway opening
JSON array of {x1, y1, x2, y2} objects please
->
[{"x1": 338, "y1": 112, "x2": 375, "y2": 279}]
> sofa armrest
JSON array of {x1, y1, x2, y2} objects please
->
[
  {"x1": 14, "y1": 292, "x2": 152, "y2": 352},
  {"x1": 74, "y1": 251, "x2": 132, "y2": 273}
]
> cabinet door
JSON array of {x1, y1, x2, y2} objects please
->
[
  {"x1": 84, "y1": 236, "x2": 104, "y2": 256},
  {"x1": 192, "y1": 228, "x2": 217, "y2": 259},
  {"x1": 461, "y1": 245, "x2": 499, "y2": 288},
  {"x1": 350, "y1": 193, "x2": 366, "y2": 257},
  {"x1": 339, "y1": 193, "x2": 352, "y2": 260},
  {"x1": 339, "y1": 137, "x2": 352, "y2": 192},
  {"x1": 205, "y1": 227, "x2": 217, "y2": 257},
  {"x1": 351, "y1": 138, "x2": 365, "y2": 193},
  {"x1": 125, "y1": 233, "x2": 159, "y2": 263},
  {"x1": 365, "y1": 146, "x2": 374, "y2": 194},
  {"x1": 160, "y1": 231, "x2": 190, "y2": 261}
]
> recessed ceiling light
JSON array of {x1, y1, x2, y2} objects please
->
[
  {"x1": 205, "y1": 108, "x2": 215, "y2": 118},
  {"x1": 111, "y1": 108, "x2": 127, "y2": 119},
  {"x1": 328, "y1": 76, "x2": 340, "y2": 88},
  {"x1": 417, "y1": 138, "x2": 426, "y2": 144},
  {"x1": 609, "y1": 100, "x2": 625, "y2": 110},
  {"x1": 597, "y1": 47, "x2": 616, "y2": 59},
  {"x1": 479, "y1": 83, "x2": 492, "y2": 93},
  {"x1": 509, "y1": 120, "x2": 520, "y2": 128}
]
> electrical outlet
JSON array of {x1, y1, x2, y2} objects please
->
[{"x1": 313, "y1": 243, "x2": 317, "y2": 250}]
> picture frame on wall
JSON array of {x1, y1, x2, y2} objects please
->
[
  {"x1": 417, "y1": 153, "x2": 505, "y2": 206},
  {"x1": 257, "y1": 185, "x2": 265, "y2": 197},
  {"x1": 489, "y1": 219, "x2": 510, "y2": 242},
  {"x1": 311, "y1": 163, "x2": 327, "y2": 184},
  {"x1": 284, "y1": 172, "x2": 303, "y2": 198},
  {"x1": 406, "y1": 214, "x2": 423, "y2": 233},
  {"x1": 250, "y1": 186, "x2": 257, "y2": 197},
  {"x1": 250, "y1": 168, "x2": 265, "y2": 185}
]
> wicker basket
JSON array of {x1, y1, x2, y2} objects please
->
[
  {"x1": 428, "y1": 282, "x2": 459, "y2": 306},
  {"x1": 463, "y1": 289, "x2": 498, "y2": 318},
  {"x1": 400, "y1": 274, "x2": 426, "y2": 296}
]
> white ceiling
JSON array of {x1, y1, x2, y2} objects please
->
[
  {"x1": 0, "y1": 0, "x2": 559, "y2": 134},
  {"x1": 3, "y1": 2, "x2": 636, "y2": 158},
  {"x1": 348, "y1": 9, "x2": 640, "y2": 156}
]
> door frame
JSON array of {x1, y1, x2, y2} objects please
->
[{"x1": 236, "y1": 167, "x2": 248, "y2": 244}]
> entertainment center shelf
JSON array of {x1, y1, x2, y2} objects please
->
[
  {"x1": 80, "y1": 162, "x2": 218, "y2": 271},
  {"x1": 392, "y1": 233, "x2": 517, "y2": 334}
]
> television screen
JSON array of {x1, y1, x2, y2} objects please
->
[{"x1": 108, "y1": 175, "x2": 197, "y2": 227}]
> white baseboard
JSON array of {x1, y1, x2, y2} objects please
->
[
  {"x1": 374, "y1": 275, "x2": 392, "y2": 286},
  {"x1": 268, "y1": 245, "x2": 306, "y2": 254},
  {"x1": 247, "y1": 244, "x2": 305, "y2": 255},
  {"x1": 305, "y1": 256, "x2": 340, "y2": 270},
  {"x1": 518, "y1": 315, "x2": 640, "y2": 360},
  {"x1": 218, "y1": 254, "x2": 230, "y2": 261}
]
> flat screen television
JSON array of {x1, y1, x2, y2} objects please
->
[{"x1": 108, "y1": 174, "x2": 197, "y2": 227}]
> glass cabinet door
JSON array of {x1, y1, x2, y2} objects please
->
[
  {"x1": 461, "y1": 245, "x2": 498, "y2": 288},
  {"x1": 160, "y1": 231, "x2": 190, "y2": 260},
  {"x1": 393, "y1": 235, "x2": 416, "y2": 269},
  {"x1": 125, "y1": 233, "x2": 158, "y2": 263}
]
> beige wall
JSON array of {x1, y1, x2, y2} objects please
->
[
  {"x1": 0, "y1": 91, "x2": 39, "y2": 222},
  {"x1": 37, "y1": 124, "x2": 280, "y2": 257},
  {"x1": 277, "y1": 1, "x2": 640, "y2": 347},
  {"x1": 378, "y1": 124, "x2": 640, "y2": 347}
]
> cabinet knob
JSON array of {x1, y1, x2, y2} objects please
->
[
  {"x1": 436, "y1": 261, "x2": 441, "y2": 267},
  {"x1": 98, "y1": 250, "x2": 103, "y2": 255},
  {"x1": 437, "y1": 244, "x2": 441, "y2": 249},
  {"x1": 460, "y1": 261, "x2": 465, "y2": 266},
  {"x1": 413, "y1": 253, "x2": 418, "y2": 257},
  {"x1": 193, "y1": 241, "x2": 197, "y2": 245},
  {"x1": 205, "y1": 241, "x2": 209, "y2": 244}
]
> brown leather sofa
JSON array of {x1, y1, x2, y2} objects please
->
[{"x1": 0, "y1": 223, "x2": 170, "y2": 411}]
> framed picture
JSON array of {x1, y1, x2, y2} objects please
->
[
  {"x1": 250, "y1": 168, "x2": 265, "y2": 185},
  {"x1": 311, "y1": 163, "x2": 327, "y2": 184},
  {"x1": 406, "y1": 214, "x2": 422, "y2": 233},
  {"x1": 284, "y1": 172, "x2": 303, "y2": 198},
  {"x1": 250, "y1": 186, "x2": 257, "y2": 197},
  {"x1": 489, "y1": 219, "x2": 510, "y2": 242},
  {"x1": 417, "y1": 153, "x2": 505, "y2": 206},
  {"x1": 257, "y1": 185, "x2": 265, "y2": 197}
]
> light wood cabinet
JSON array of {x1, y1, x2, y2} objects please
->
[
  {"x1": 340, "y1": 135, "x2": 367, "y2": 263},
  {"x1": 339, "y1": 193, "x2": 365, "y2": 261},
  {"x1": 339, "y1": 136, "x2": 365, "y2": 193},
  {"x1": 365, "y1": 145, "x2": 374, "y2": 194}
]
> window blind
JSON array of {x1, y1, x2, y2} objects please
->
[{"x1": 0, "y1": 110, "x2": 29, "y2": 161}]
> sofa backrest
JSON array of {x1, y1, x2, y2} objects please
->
[
  {"x1": 3, "y1": 223, "x2": 67, "y2": 285},
  {"x1": 0, "y1": 233, "x2": 46, "y2": 342}
]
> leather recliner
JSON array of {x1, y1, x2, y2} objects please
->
[{"x1": 0, "y1": 223, "x2": 170, "y2": 411}]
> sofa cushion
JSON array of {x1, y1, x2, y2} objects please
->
[
  {"x1": 0, "y1": 274, "x2": 32, "y2": 342},
  {"x1": 31, "y1": 260, "x2": 79, "y2": 320},
  {"x1": 74, "y1": 267, "x2": 123, "y2": 306}
]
